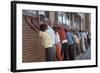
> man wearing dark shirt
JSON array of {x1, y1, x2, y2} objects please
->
[{"x1": 65, "y1": 29, "x2": 76, "y2": 60}]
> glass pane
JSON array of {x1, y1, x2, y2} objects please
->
[
  {"x1": 63, "y1": 16, "x2": 66, "y2": 24},
  {"x1": 63, "y1": 13, "x2": 66, "y2": 24},
  {"x1": 38, "y1": 11, "x2": 45, "y2": 16},
  {"x1": 66, "y1": 18, "x2": 69, "y2": 25},
  {"x1": 58, "y1": 15, "x2": 62, "y2": 23},
  {"x1": 22, "y1": 10, "x2": 37, "y2": 16}
]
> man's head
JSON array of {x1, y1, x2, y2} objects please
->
[
  {"x1": 39, "y1": 15, "x2": 45, "y2": 21},
  {"x1": 40, "y1": 24, "x2": 48, "y2": 32}
]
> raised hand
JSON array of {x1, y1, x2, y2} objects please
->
[{"x1": 25, "y1": 16, "x2": 39, "y2": 32}]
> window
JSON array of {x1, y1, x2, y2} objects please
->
[
  {"x1": 37, "y1": 11, "x2": 49, "y2": 18},
  {"x1": 57, "y1": 12, "x2": 70, "y2": 25},
  {"x1": 58, "y1": 12, "x2": 63, "y2": 24},
  {"x1": 23, "y1": 10, "x2": 49, "y2": 18}
]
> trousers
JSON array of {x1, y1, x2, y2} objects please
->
[{"x1": 45, "y1": 47, "x2": 56, "y2": 61}]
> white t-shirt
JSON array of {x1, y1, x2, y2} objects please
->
[
  {"x1": 55, "y1": 32, "x2": 60, "y2": 44},
  {"x1": 46, "y1": 26, "x2": 56, "y2": 45}
]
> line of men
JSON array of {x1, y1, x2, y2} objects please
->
[{"x1": 25, "y1": 15, "x2": 91, "y2": 61}]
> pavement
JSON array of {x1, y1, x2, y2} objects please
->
[{"x1": 76, "y1": 48, "x2": 91, "y2": 60}]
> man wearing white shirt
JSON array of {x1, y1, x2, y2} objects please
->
[{"x1": 39, "y1": 15, "x2": 56, "y2": 60}]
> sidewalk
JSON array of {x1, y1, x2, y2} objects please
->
[{"x1": 76, "y1": 48, "x2": 91, "y2": 60}]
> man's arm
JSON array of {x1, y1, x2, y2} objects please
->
[
  {"x1": 25, "y1": 16, "x2": 39, "y2": 33},
  {"x1": 31, "y1": 16, "x2": 40, "y2": 30}
]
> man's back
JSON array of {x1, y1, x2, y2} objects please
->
[{"x1": 67, "y1": 32, "x2": 74, "y2": 45}]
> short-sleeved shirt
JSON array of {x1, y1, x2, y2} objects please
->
[
  {"x1": 46, "y1": 26, "x2": 56, "y2": 45},
  {"x1": 39, "y1": 31, "x2": 53, "y2": 48},
  {"x1": 67, "y1": 32, "x2": 75, "y2": 45},
  {"x1": 56, "y1": 27, "x2": 67, "y2": 43},
  {"x1": 77, "y1": 32, "x2": 82, "y2": 39},
  {"x1": 55, "y1": 32, "x2": 60, "y2": 43},
  {"x1": 73, "y1": 34, "x2": 80, "y2": 44}
]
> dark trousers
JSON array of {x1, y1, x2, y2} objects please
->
[
  {"x1": 45, "y1": 47, "x2": 56, "y2": 61},
  {"x1": 64, "y1": 44, "x2": 76, "y2": 60},
  {"x1": 61, "y1": 42, "x2": 68, "y2": 60},
  {"x1": 88, "y1": 39, "x2": 91, "y2": 46},
  {"x1": 80, "y1": 39, "x2": 83, "y2": 52},
  {"x1": 68, "y1": 44, "x2": 76, "y2": 60},
  {"x1": 85, "y1": 39, "x2": 88, "y2": 50}
]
